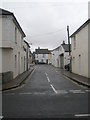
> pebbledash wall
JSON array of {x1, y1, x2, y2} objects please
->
[{"x1": 0, "y1": 9, "x2": 26, "y2": 83}]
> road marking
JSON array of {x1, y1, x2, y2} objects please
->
[
  {"x1": 19, "y1": 92, "x2": 46, "y2": 95},
  {"x1": 0, "y1": 116, "x2": 3, "y2": 119},
  {"x1": 45, "y1": 73, "x2": 50, "y2": 82},
  {"x1": 69, "y1": 90, "x2": 85, "y2": 94},
  {"x1": 57, "y1": 90, "x2": 68, "y2": 94},
  {"x1": 33, "y1": 92, "x2": 46, "y2": 95},
  {"x1": 86, "y1": 89, "x2": 90, "y2": 92},
  {"x1": 4, "y1": 93, "x2": 15, "y2": 95},
  {"x1": 75, "y1": 114, "x2": 90, "y2": 117},
  {"x1": 19, "y1": 93, "x2": 32, "y2": 95},
  {"x1": 50, "y1": 84, "x2": 58, "y2": 94}
]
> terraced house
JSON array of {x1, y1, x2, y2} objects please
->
[
  {"x1": 0, "y1": 8, "x2": 26, "y2": 83},
  {"x1": 34, "y1": 48, "x2": 51, "y2": 64},
  {"x1": 71, "y1": 19, "x2": 90, "y2": 78}
]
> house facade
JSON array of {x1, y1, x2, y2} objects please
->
[
  {"x1": 51, "y1": 42, "x2": 71, "y2": 69},
  {"x1": 71, "y1": 19, "x2": 90, "y2": 78},
  {"x1": 51, "y1": 46, "x2": 60, "y2": 67},
  {"x1": 34, "y1": 48, "x2": 51, "y2": 64},
  {"x1": 59, "y1": 42, "x2": 71, "y2": 69},
  {"x1": 0, "y1": 8, "x2": 26, "y2": 83},
  {"x1": 23, "y1": 40, "x2": 31, "y2": 71}
]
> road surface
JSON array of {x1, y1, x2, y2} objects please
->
[{"x1": 2, "y1": 65, "x2": 89, "y2": 118}]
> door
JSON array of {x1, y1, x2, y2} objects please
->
[
  {"x1": 60, "y1": 54, "x2": 64, "y2": 69},
  {"x1": 18, "y1": 52, "x2": 20, "y2": 74},
  {"x1": 79, "y1": 55, "x2": 81, "y2": 75}
]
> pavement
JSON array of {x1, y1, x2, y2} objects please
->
[
  {"x1": 1, "y1": 64, "x2": 90, "y2": 92},
  {"x1": 60, "y1": 69, "x2": 90, "y2": 88},
  {"x1": 1, "y1": 65, "x2": 35, "y2": 91}
]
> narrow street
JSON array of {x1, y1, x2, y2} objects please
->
[{"x1": 3, "y1": 65, "x2": 89, "y2": 118}]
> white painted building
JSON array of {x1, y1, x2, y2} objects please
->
[
  {"x1": 71, "y1": 19, "x2": 90, "y2": 78},
  {"x1": 0, "y1": 8, "x2": 26, "y2": 83},
  {"x1": 34, "y1": 48, "x2": 51, "y2": 64},
  {"x1": 51, "y1": 42, "x2": 71, "y2": 69},
  {"x1": 52, "y1": 46, "x2": 60, "y2": 67},
  {"x1": 59, "y1": 42, "x2": 71, "y2": 69},
  {"x1": 24, "y1": 40, "x2": 31, "y2": 71}
]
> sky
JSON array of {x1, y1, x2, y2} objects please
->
[{"x1": 0, "y1": 0, "x2": 89, "y2": 52}]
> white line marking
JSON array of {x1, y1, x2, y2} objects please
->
[
  {"x1": 75, "y1": 114, "x2": 90, "y2": 117},
  {"x1": 69, "y1": 90, "x2": 85, "y2": 93},
  {"x1": 47, "y1": 77, "x2": 50, "y2": 82},
  {"x1": 50, "y1": 84, "x2": 58, "y2": 94},
  {"x1": 0, "y1": 116, "x2": 3, "y2": 119},
  {"x1": 86, "y1": 90, "x2": 90, "y2": 92},
  {"x1": 45, "y1": 73, "x2": 50, "y2": 82},
  {"x1": 33, "y1": 92, "x2": 46, "y2": 95},
  {"x1": 4, "y1": 93, "x2": 15, "y2": 95},
  {"x1": 57, "y1": 90, "x2": 68, "y2": 94},
  {"x1": 19, "y1": 93, "x2": 32, "y2": 95},
  {"x1": 19, "y1": 92, "x2": 46, "y2": 95}
]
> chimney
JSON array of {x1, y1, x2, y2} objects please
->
[
  {"x1": 62, "y1": 41, "x2": 65, "y2": 45},
  {"x1": 38, "y1": 47, "x2": 40, "y2": 49}
]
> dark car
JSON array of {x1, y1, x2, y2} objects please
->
[{"x1": 65, "y1": 63, "x2": 70, "y2": 71}]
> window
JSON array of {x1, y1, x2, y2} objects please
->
[
  {"x1": 21, "y1": 36, "x2": 23, "y2": 48},
  {"x1": 15, "y1": 55, "x2": 17, "y2": 68},
  {"x1": 73, "y1": 36, "x2": 76, "y2": 50},
  {"x1": 43, "y1": 54, "x2": 45, "y2": 58},
  {"x1": 15, "y1": 27, "x2": 17, "y2": 44},
  {"x1": 37, "y1": 54, "x2": 38, "y2": 58}
]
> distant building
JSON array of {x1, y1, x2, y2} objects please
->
[
  {"x1": 51, "y1": 41, "x2": 71, "y2": 69},
  {"x1": 34, "y1": 48, "x2": 51, "y2": 64},
  {"x1": 0, "y1": 8, "x2": 26, "y2": 83},
  {"x1": 52, "y1": 46, "x2": 60, "y2": 67},
  {"x1": 59, "y1": 41, "x2": 71, "y2": 69},
  {"x1": 71, "y1": 19, "x2": 90, "y2": 78}
]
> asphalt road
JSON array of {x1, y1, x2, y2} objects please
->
[{"x1": 2, "y1": 65, "x2": 89, "y2": 118}]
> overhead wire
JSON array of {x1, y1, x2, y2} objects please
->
[{"x1": 30, "y1": 27, "x2": 66, "y2": 38}]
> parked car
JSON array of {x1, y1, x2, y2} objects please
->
[{"x1": 65, "y1": 63, "x2": 70, "y2": 71}]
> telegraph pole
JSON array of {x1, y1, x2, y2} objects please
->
[{"x1": 67, "y1": 25, "x2": 71, "y2": 72}]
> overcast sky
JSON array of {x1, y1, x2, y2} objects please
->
[{"x1": 0, "y1": 0, "x2": 89, "y2": 52}]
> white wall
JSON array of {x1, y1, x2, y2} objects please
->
[
  {"x1": 35, "y1": 54, "x2": 48, "y2": 63},
  {"x1": 71, "y1": 25, "x2": 88, "y2": 77},
  {"x1": 0, "y1": 15, "x2": 25, "y2": 79},
  {"x1": 59, "y1": 46, "x2": 70, "y2": 68},
  {"x1": 52, "y1": 50, "x2": 60, "y2": 67}
]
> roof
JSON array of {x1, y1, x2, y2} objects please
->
[
  {"x1": 52, "y1": 46, "x2": 60, "y2": 51},
  {"x1": 61, "y1": 44, "x2": 71, "y2": 52},
  {"x1": 70, "y1": 19, "x2": 90, "y2": 37},
  {"x1": 24, "y1": 40, "x2": 30, "y2": 48},
  {"x1": 35, "y1": 49, "x2": 50, "y2": 54},
  {"x1": 0, "y1": 8, "x2": 26, "y2": 37}
]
